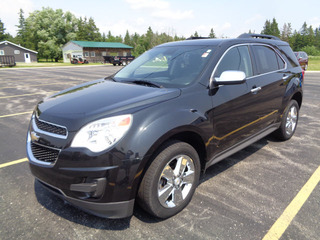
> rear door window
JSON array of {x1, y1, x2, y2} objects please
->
[
  {"x1": 252, "y1": 45, "x2": 283, "y2": 74},
  {"x1": 276, "y1": 54, "x2": 285, "y2": 69}
]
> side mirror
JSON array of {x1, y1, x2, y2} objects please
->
[{"x1": 213, "y1": 70, "x2": 246, "y2": 86}]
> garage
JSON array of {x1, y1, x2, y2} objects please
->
[
  {"x1": 62, "y1": 40, "x2": 133, "y2": 63},
  {"x1": 0, "y1": 40, "x2": 37, "y2": 63}
]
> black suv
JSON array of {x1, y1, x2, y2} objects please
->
[{"x1": 27, "y1": 34, "x2": 303, "y2": 219}]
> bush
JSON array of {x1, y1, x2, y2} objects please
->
[{"x1": 301, "y1": 45, "x2": 320, "y2": 56}]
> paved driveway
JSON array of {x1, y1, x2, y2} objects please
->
[{"x1": 0, "y1": 66, "x2": 319, "y2": 240}]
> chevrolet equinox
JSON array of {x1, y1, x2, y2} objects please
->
[{"x1": 27, "y1": 33, "x2": 303, "y2": 219}]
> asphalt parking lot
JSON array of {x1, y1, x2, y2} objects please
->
[{"x1": 0, "y1": 66, "x2": 319, "y2": 240}]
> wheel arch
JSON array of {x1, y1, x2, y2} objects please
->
[
  {"x1": 291, "y1": 91, "x2": 302, "y2": 109},
  {"x1": 129, "y1": 127, "x2": 207, "y2": 199},
  {"x1": 144, "y1": 128, "x2": 207, "y2": 172}
]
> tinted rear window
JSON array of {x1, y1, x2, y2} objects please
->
[
  {"x1": 279, "y1": 45, "x2": 299, "y2": 67},
  {"x1": 276, "y1": 54, "x2": 285, "y2": 69},
  {"x1": 252, "y1": 45, "x2": 279, "y2": 74}
]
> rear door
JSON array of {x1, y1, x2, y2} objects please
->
[
  {"x1": 247, "y1": 44, "x2": 287, "y2": 131},
  {"x1": 207, "y1": 44, "x2": 286, "y2": 157}
]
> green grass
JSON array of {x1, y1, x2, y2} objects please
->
[
  {"x1": 1, "y1": 62, "x2": 110, "y2": 69},
  {"x1": 308, "y1": 56, "x2": 320, "y2": 71},
  {"x1": 2, "y1": 56, "x2": 319, "y2": 70}
]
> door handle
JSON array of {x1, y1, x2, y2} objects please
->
[
  {"x1": 282, "y1": 74, "x2": 289, "y2": 80},
  {"x1": 251, "y1": 86, "x2": 261, "y2": 93}
]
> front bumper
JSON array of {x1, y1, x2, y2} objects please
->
[
  {"x1": 26, "y1": 114, "x2": 141, "y2": 219},
  {"x1": 36, "y1": 179, "x2": 134, "y2": 219}
]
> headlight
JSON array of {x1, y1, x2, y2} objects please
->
[{"x1": 71, "y1": 115, "x2": 132, "y2": 152}]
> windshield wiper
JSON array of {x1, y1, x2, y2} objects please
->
[
  {"x1": 104, "y1": 76, "x2": 116, "y2": 82},
  {"x1": 128, "y1": 80, "x2": 163, "y2": 88}
]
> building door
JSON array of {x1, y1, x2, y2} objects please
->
[{"x1": 24, "y1": 53, "x2": 31, "y2": 63}]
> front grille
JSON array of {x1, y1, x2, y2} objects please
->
[
  {"x1": 35, "y1": 116, "x2": 67, "y2": 136},
  {"x1": 31, "y1": 142, "x2": 60, "y2": 163}
]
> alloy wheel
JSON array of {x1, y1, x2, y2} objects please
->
[{"x1": 157, "y1": 155, "x2": 195, "y2": 208}]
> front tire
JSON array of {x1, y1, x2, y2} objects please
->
[
  {"x1": 138, "y1": 141, "x2": 200, "y2": 219},
  {"x1": 273, "y1": 100, "x2": 299, "y2": 140}
]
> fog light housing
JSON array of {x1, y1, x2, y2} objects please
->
[{"x1": 70, "y1": 178, "x2": 106, "y2": 198}]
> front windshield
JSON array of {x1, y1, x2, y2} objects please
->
[{"x1": 114, "y1": 45, "x2": 214, "y2": 88}]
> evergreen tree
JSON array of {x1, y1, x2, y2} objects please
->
[
  {"x1": 0, "y1": 19, "x2": 6, "y2": 41},
  {"x1": 145, "y1": 26, "x2": 155, "y2": 49},
  {"x1": 270, "y1": 18, "x2": 280, "y2": 37},
  {"x1": 209, "y1": 28, "x2": 216, "y2": 38},
  {"x1": 106, "y1": 31, "x2": 116, "y2": 42},
  {"x1": 76, "y1": 17, "x2": 87, "y2": 41},
  {"x1": 86, "y1": 17, "x2": 102, "y2": 41},
  {"x1": 124, "y1": 30, "x2": 131, "y2": 46},
  {"x1": 102, "y1": 33, "x2": 106, "y2": 42},
  {"x1": 262, "y1": 18, "x2": 280, "y2": 37},
  {"x1": 300, "y1": 22, "x2": 308, "y2": 35},
  {"x1": 306, "y1": 26, "x2": 315, "y2": 46},
  {"x1": 291, "y1": 30, "x2": 304, "y2": 51},
  {"x1": 15, "y1": 9, "x2": 26, "y2": 45},
  {"x1": 76, "y1": 17, "x2": 101, "y2": 41},
  {"x1": 315, "y1": 27, "x2": 320, "y2": 49},
  {"x1": 281, "y1": 23, "x2": 292, "y2": 42},
  {"x1": 261, "y1": 20, "x2": 271, "y2": 35}
]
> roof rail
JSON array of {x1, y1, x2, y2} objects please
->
[
  {"x1": 238, "y1": 33, "x2": 280, "y2": 41},
  {"x1": 186, "y1": 37, "x2": 210, "y2": 40}
]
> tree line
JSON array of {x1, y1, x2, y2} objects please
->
[
  {"x1": 260, "y1": 18, "x2": 320, "y2": 55},
  {"x1": 0, "y1": 8, "x2": 319, "y2": 61}
]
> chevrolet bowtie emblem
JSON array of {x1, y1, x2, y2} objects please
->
[{"x1": 31, "y1": 131, "x2": 40, "y2": 142}]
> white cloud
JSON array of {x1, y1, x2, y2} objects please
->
[
  {"x1": 126, "y1": 0, "x2": 169, "y2": 10},
  {"x1": 0, "y1": 0, "x2": 34, "y2": 36},
  {"x1": 220, "y1": 22, "x2": 231, "y2": 31},
  {"x1": 152, "y1": 10, "x2": 194, "y2": 20},
  {"x1": 136, "y1": 17, "x2": 145, "y2": 25},
  {"x1": 98, "y1": 19, "x2": 147, "y2": 36},
  {"x1": 125, "y1": 0, "x2": 193, "y2": 21}
]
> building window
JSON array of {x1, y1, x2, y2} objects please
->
[
  {"x1": 90, "y1": 51, "x2": 95, "y2": 57},
  {"x1": 0, "y1": 50, "x2": 4, "y2": 55},
  {"x1": 14, "y1": 50, "x2": 20, "y2": 54},
  {"x1": 102, "y1": 51, "x2": 107, "y2": 56},
  {"x1": 84, "y1": 51, "x2": 89, "y2": 57}
]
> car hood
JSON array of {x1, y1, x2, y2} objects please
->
[{"x1": 36, "y1": 79, "x2": 181, "y2": 131}]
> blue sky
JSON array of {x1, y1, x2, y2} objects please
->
[{"x1": 1, "y1": 0, "x2": 320, "y2": 38}]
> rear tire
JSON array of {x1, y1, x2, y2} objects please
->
[
  {"x1": 273, "y1": 100, "x2": 299, "y2": 140},
  {"x1": 138, "y1": 141, "x2": 200, "y2": 219}
]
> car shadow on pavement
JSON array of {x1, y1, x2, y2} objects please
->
[
  {"x1": 133, "y1": 137, "x2": 273, "y2": 224},
  {"x1": 200, "y1": 137, "x2": 270, "y2": 184},
  {"x1": 34, "y1": 136, "x2": 275, "y2": 227}
]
